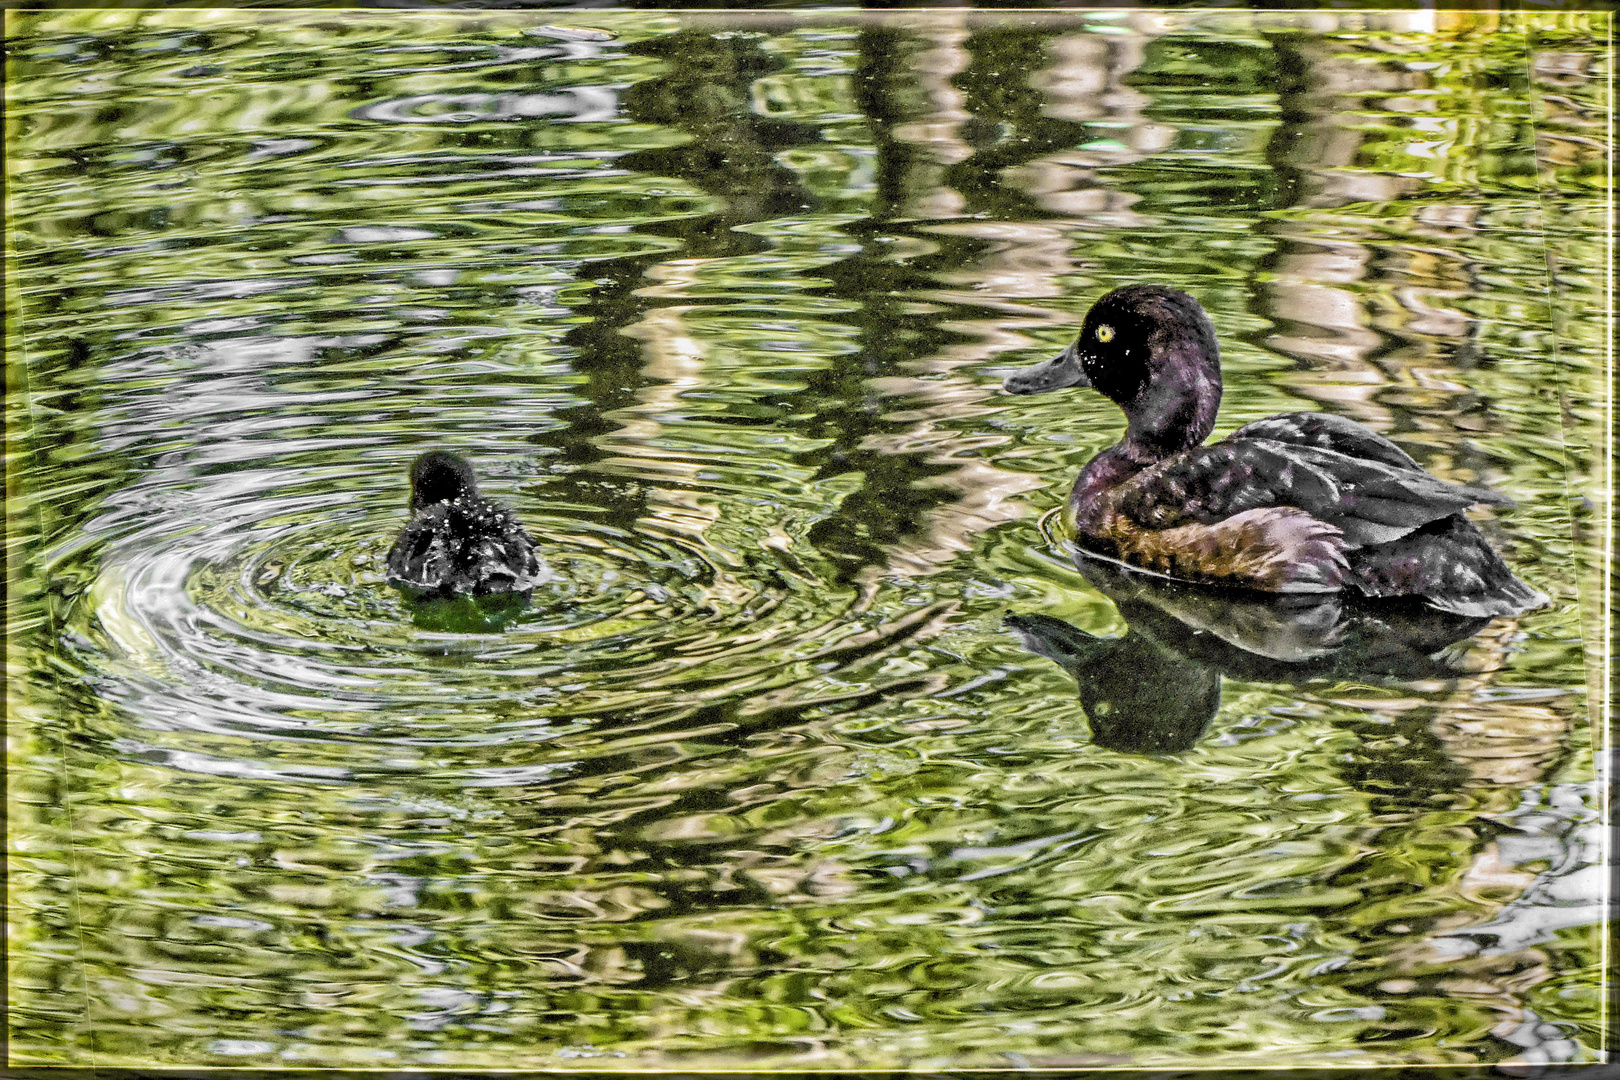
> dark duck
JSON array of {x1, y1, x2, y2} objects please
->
[
  {"x1": 386, "y1": 450, "x2": 540, "y2": 598},
  {"x1": 1004, "y1": 285, "x2": 1547, "y2": 618}
]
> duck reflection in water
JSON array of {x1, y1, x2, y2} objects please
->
[{"x1": 1007, "y1": 549, "x2": 1499, "y2": 754}]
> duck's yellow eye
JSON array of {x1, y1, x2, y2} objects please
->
[{"x1": 1095, "y1": 324, "x2": 1114, "y2": 344}]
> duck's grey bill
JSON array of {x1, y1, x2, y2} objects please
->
[{"x1": 1002, "y1": 340, "x2": 1089, "y2": 394}]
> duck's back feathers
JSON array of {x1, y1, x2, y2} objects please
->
[
  {"x1": 1096, "y1": 433, "x2": 1510, "y2": 552},
  {"x1": 1228, "y1": 411, "x2": 1420, "y2": 470},
  {"x1": 387, "y1": 496, "x2": 540, "y2": 597}
]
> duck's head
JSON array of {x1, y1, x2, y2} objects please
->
[
  {"x1": 408, "y1": 450, "x2": 480, "y2": 512},
  {"x1": 1004, "y1": 285, "x2": 1222, "y2": 455}
]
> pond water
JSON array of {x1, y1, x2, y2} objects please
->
[{"x1": 5, "y1": 8, "x2": 1611, "y2": 1070}]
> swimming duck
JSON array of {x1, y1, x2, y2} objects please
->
[
  {"x1": 385, "y1": 450, "x2": 540, "y2": 598},
  {"x1": 1004, "y1": 285, "x2": 1547, "y2": 618}
]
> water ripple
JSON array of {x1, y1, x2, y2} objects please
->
[{"x1": 8, "y1": 7, "x2": 1604, "y2": 1072}]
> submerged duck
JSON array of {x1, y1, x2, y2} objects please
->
[
  {"x1": 1004, "y1": 285, "x2": 1547, "y2": 618},
  {"x1": 385, "y1": 450, "x2": 540, "y2": 598}
]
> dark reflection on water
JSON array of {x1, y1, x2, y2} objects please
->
[
  {"x1": 6, "y1": 8, "x2": 1608, "y2": 1071},
  {"x1": 1008, "y1": 549, "x2": 1498, "y2": 754}
]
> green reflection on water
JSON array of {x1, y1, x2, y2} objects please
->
[{"x1": 5, "y1": 7, "x2": 1610, "y2": 1071}]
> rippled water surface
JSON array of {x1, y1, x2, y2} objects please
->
[{"x1": 6, "y1": 9, "x2": 1611, "y2": 1070}]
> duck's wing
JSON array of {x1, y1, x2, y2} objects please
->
[
  {"x1": 449, "y1": 499, "x2": 540, "y2": 594},
  {"x1": 1226, "y1": 411, "x2": 1420, "y2": 470},
  {"x1": 466, "y1": 527, "x2": 541, "y2": 594},
  {"x1": 1117, "y1": 438, "x2": 1512, "y2": 549},
  {"x1": 386, "y1": 507, "x2": 455, "y2": 590}
]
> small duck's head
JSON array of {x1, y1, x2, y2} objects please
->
[
  {"x1": 408, "y1": 450, "x2": 480, "y2": 512},
  {"x1": 1004, "y1": 284, "x2": 1222, "y2": 454}
]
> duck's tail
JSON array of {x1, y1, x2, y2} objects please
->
[
  {"x1": 1423, "y1": 572, "x2": 1550, "y2": 618},
  {"x1": 1351, "y1": 515, "x2": 1550, "y2": 618}
]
